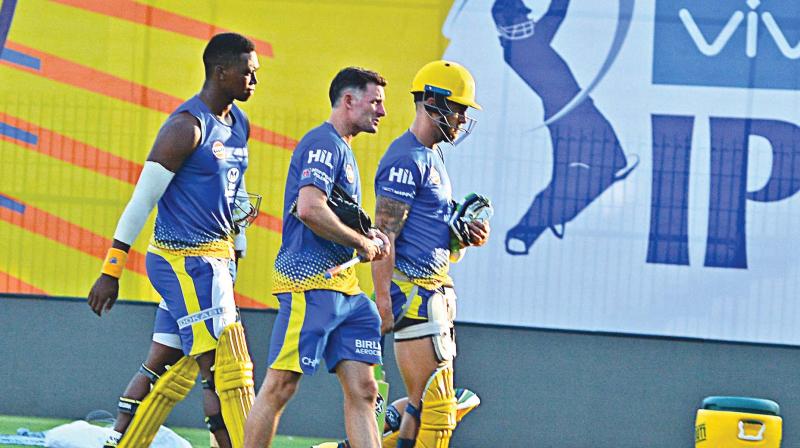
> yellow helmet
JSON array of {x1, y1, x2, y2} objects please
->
[{"x1": 411, "y1": 60, "x2": 481, "y2": 110}]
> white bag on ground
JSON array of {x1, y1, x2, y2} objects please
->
[{"x1": 44, "y1": 420, "x2": 191, "y2": 448}]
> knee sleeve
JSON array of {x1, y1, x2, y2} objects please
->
[
  {"x1": 118, "y1": 356, "x2": 198, "y2": 448},
  {"x1": 214, "y1": 322, "x2": 255, "y2": 448},
  {"x1": 415, "y1": 365, "x2": 456, "y2": 448}
]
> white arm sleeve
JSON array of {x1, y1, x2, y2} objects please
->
[
  {"x1": 233, "y1": 230, "x2": 247, "y2": 258},
  {"x1": 113, "y1": 161, "x2": 175, "y2": 245}
]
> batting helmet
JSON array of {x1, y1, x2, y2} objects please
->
[{"x1": 411, "y1": 60, "x2": 481, "y2": 110}]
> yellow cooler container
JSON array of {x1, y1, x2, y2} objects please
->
[{"x1": 695, "y1": 396, "x2": 782, "y2": 447}]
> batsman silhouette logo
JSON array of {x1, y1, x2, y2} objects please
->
[{"x1": 491, "y1": 0, "x2": 636, "y2": 255}]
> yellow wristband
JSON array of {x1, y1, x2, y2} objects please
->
[{"x1": 101, "y1": 248, "x2": 128, "y2": 278}]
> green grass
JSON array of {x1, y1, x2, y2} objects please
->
[{"x1": 0, "y1": 415, "x2": 331, "y2": 448}]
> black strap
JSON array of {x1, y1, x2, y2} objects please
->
[
  {"x1": 405, "y1": 403, "x2": 421, "y2": 422},
  {"x1": 138, "y1": 363, "x2": 160, "y2": 384},
  {"x1": 385, "y1": 404, "x2": 401, "y2": 432},
  {"x1": 205, "y1": 413, "x2": 226, "y2": 432},
  {"x1": 117, "y1": 397, "x2": 141, "y2": 416}
]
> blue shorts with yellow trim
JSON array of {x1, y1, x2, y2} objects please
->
[
  {"x1": 268, "y1": 289, "x2": 382, "y2": 375},
  {"x1": 146, "y1": 250, "x2": 237, "y2": 356},
  {"x1": 390, "y1": 275, "x2": 440, "y2": 323}
]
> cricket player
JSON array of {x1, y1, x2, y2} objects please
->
[
  {"x1": 371, "y1": 60, "x2": 491, "y2": 448},
  {"x1": 244, "y1": 67, "x2": 390, "y2": 448},
  {"x1": 87, "y1": 33, "x2": 260, "y2": 448}
]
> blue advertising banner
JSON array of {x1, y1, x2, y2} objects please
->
[{"x1": 442, "y1": 0, "x2": 800, "y2": 344}]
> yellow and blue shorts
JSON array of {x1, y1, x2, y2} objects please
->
[
  {"x1": 268, "y1": 289, "x2": 382, "y2": 375},
  {"x1": 147, "y1": 249, "x2": 237, "y2": 356},
  {"x1": 390, "y1": 274, "x2": 455, "y2": 331}
]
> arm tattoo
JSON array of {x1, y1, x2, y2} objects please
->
[{"x1": 375, "y1": 195, "x2": 411, "y2": 236}]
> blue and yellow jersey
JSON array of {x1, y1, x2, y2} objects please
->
[
  {"x1": 272, "y1": 122, "x2": 362, "y2": 295},
  {"x1": 375, "y1": 131, "x2": 454, "y2": 290},
  {"x1": 150, "y1": 96, "x2": 250, "y2": 259}
]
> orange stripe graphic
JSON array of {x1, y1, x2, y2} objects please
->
[
  {"x1": 0, "y1": 193, "x2": 267, "y2": 308},
  {"x1": 50, "y1": 0, "x2": 273, "y2": 58},
  {"x1": 0, "y1": 271, "x2": 48, "y2": 295},
  {"x1": 2, "y1": 41, "x2": 297, "y2": 151},
  {"x1": 0, "y1": 112, "x2": 282, "y2": 233},
  {"x1": 0, "y1": 112, "x2": 142, "y2": 184}
]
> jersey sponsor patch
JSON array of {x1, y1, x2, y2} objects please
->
[
  {"x1": 307, "y1": 148, "x2": 334, "y2": 168},
  {"x1": 308, "y1": 167, "x2": 332, "y2": 185},
  {"x1": 381, "y1": 185, "x2": 415, "y2": 199},
  {"x1": 212, "y1": 141, "x2": 226, "y2": 159},
  {"x1": 301, "y1": 168, "x2": 311, "y2": 179},
  {"x1": 345, "y1": 163, "x2": 355, "y2": 184},
  {"x1": 388, "y1": 166, "x2": 415, "y2": 186}
]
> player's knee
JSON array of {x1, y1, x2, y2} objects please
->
[
  {"x1": 195, "y1": 350, "x2": 217, "y2": 375},
  {"x1": 348, "y1": 376, "x2": 378, "y2": 405},
  {"x1": 263, "y1": 376, "x2": 299, "y2": 406}
]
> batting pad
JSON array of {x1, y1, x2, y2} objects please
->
[
  {"x1": 415, "y1": 365, "x2": 457, "y2": 448},
  {"x1": 382, "y1": 429, "x2": 400, "y2": 447},
  {"x1": 118, "y1": 356, "x2": 198, "y2": 448},
  {"x1": 214, "y1": 322, "x2": 255, "y2": 448}
]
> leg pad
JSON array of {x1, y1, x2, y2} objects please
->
[
  {"x1": 118, "y1": 356, "x2": 198, "y2": 447},
  {"x1": 214, "y1": 322, "x2": 255, "y2": 448},
  {"x1": 414, "y1": 365, "x2": 456, "y2": 448}
]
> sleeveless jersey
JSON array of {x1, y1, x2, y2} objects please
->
[
  {"x1": 150, "y1": 96, "x2": 250, "y2": 258},
  {"x1": 272, "y1": 122, "x2": 362, "y2": 295}
]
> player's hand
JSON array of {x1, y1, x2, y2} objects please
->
[
  {"x1": 376, "y1": 293, "x2": 394, "y2": 335},
  {"x1": 368, "y1": 229, "x2": 390, "y2": 261},
  {"x1": 358, "y1": 230, "x2": 390, "y2": 262},
  {"x1": 88, "y1": 274, "x2": 120, "y2": 317},
  {"x1": 467, "y1": 220, "x2": 491, "y2": 247}
]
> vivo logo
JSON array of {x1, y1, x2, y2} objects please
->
[
  {"x1": 679, "y1": 0, "x2": 800, "y2": 58},
  {"x1": 653, "y1": 0, "x2": 800, "y2": 90}
]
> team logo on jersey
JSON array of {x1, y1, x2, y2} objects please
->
[
  {"x1": 226, "y1": 167, "x2": 240, "y2": 183},
  {"x1": 212, "y1": 141, "x2": 226, "y2": 159},
  {"x1": 429, "y1": 167, "x2": 441, "y2": 185},
  {"x1": 345, "y1": 163, "x2": 355, "y2": 184},
  {"x1": 301, "y1": 168, "x2": 311, "y2": 179}
]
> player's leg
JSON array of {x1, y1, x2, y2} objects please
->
[
  {"x1": 245, "y1": 290, "x2": 326, "y2": 447},
  {"x1": 196, "y1": 350, "x2": 232, "y2": 448},
  {"x1": 103, "y1": 339, "x2": 183, "y2": 447},
  {"x1": 244, "y1": 368, "x2": 302, "y2": 447},
  {"x1": 117, "y1": 355, "x2": 199, "y2": 448},
  {"x1": 335, "y1": 361, "x2": 381, "y2": 448},
  {"x1": 415, "y1": 364, "x2": 457, "y2": 448},
  {"x1": 178, "y1": 256, "x2": 251, "y2": 448},
  {"x1": 136, "y1": 252, "x2": 244, "y2": 445},
  {"x1": 392, "y1": 285, "x2": 458, "y2": 447},
  {"x1": 213, "y1": 322, "x2": 255, "y2": 448},
  {"x1": 393, "y1": 337, "x2": 442, "y2": 447},
  {"x1": 324, "y1": 291, "x2": 383, "y2": 448}
]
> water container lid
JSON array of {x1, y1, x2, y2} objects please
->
[{"x1": 702, "y1": 396, "x2": 780, "y2": 416}]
